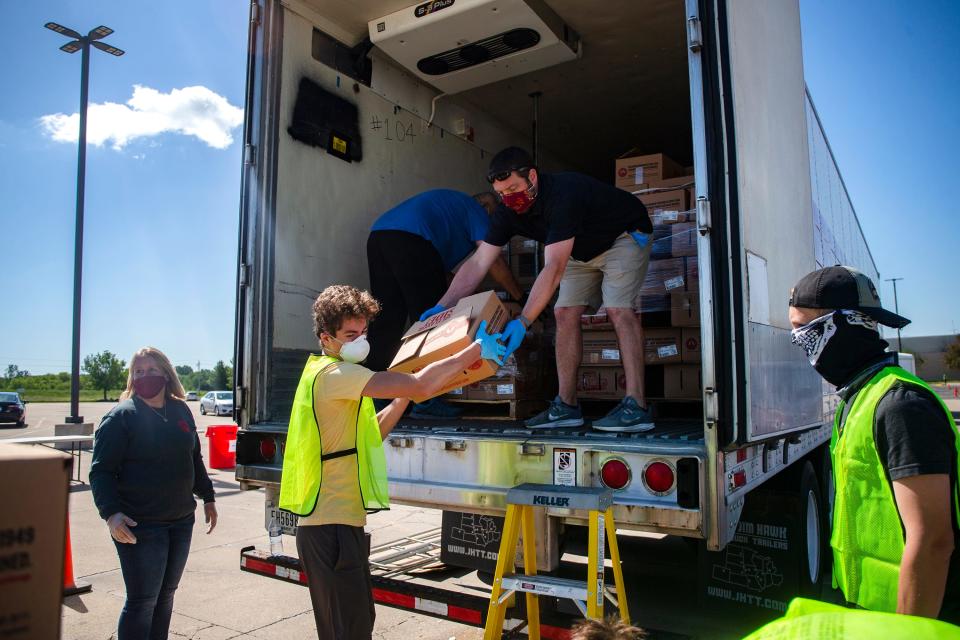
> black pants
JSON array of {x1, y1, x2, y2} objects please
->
[
  {"x1": 366, "y1": 230, "x2": 448, "y2": 372},
  {"x1": 296, "y1": 524, "x2": 375, "y2": 639}
]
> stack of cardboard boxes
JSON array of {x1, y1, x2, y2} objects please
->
[{"x1": 578, "y1": 151, "x2": 702, "y2": 402}]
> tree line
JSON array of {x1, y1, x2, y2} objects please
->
[{"x1": 1, "y1": 352, "x2": 233, "y2": 401}]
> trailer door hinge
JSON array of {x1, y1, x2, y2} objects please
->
[
  {"x1": 239, "y1": 262, "x2": 250, "y2": 288},
  {"x1": 244, "y1": 144, "x2": 256, "y2": 167},
  {"x1": 696, "y1": 196, "x2": 711, "y2": 235},
  {"x1": 235, "y1": 386, "x2": 246, "y2": 409},
  {"x1": 687, "y1": 17, "x2": 702, "y2": 52},
  {"x1": 250, "y1": 2, "x2": 260, "y2": 25},
  {"x1": 703, "y1": 386, "x2": 718, "y2": 427}
]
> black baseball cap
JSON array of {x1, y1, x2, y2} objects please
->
[
  {"x1": 789, "y1": 266, "x2": 910, "y2": 328},
  {"x1": 487, "y1": 147, "x2": 534, "y2": 183}
]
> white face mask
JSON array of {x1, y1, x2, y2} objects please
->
[{"x1": 332, "y1": 334, "x2": 370, "y2": 364}]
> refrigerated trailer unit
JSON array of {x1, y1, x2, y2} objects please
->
[{"x1": 233, "y1": 0, "x2": 878, "y2": 630}]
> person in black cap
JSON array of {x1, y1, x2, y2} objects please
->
[
  {"x1": 419, "y1": 147, "x2": 656, "y2": 432},
  {"x1": 788, "y1": 265, "x2": 959, "y2": 623}
]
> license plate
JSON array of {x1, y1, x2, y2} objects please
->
[{"x1": 267, "y1": 506, "x2": 299, "y2": 536}]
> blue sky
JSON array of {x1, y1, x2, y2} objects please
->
[{"x1": 1, "y1": 1, "x2": 957, "y2": 375}]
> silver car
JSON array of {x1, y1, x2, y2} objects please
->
[
  {"x1": 185, "y1": 391, "x2": 199, "y2": 401},
  {"x1": 200, "y1": 391, "x2": 233, "y2": 416}
]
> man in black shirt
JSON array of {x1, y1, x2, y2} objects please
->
[
  {"x1": 788, "y1": 266, "x2": 959, "y2": 623},
  {"x1": 420, "y1": 147, "x2": 655, "y2": 431}
]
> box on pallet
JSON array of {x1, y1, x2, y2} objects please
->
[
  {"x1": 0, "y1": 444, "x2": 71, "y2": 640},
  {"x1": 682, "y1": 328, "x2": 701, "y2": 363},
  {"x1": 389, "y1": 291, "x2": 507, "y2": 402},
  {"x1": 510, "y1": 237, "x2": 539, "y2": 254},
  {"x1": 577, "y1": 366, "x2": 626, "y2": 399},
  {"x1": 581, "y1": 331, "x2": 622, "y2": 366},
  {"x1": 646, "y1": 365, "x2": 702, "y2": 399},
  {"x1": 641, "y1": 258, "x2": 686, "y2": 296},
  {"x1": 639, "y1": 189, "x2": 689, "y2": 226},
  {"x1": 615, "y1": 151, "x2": 684, "y2": 191},
  {"x1": 644, "y1": 328, "x2": 683, "y2": 364},
  {"x1": 671, "y1": 291, "x2": 700, "y2": 327}
]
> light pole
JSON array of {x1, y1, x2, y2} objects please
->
[
  {"x1": 45, "y1": 22, "x2": 124, "y2": 424},
  {"x1": 885, "y1": 277, "x2": 904, "y2": 353}
]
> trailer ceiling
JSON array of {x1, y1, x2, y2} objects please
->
[{"x1": 304, "y1": 0, "x2": 691, "y2": 178}]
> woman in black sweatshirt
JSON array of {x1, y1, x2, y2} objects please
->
[{"x1": 90, "y1": 346, "x2": 217, "y2": 640}]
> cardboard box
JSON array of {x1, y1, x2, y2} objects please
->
[
  {"x1": 664, "y1": 365, "x2": 702, "y2": 398},
  {"x1": 641, "y1": 258, "x2": 686, "y2": 296},
  {"x1": 577, "y1": 366, "x2": 626, "y2": 399},
  {"x1": 671, "y1": 291, "x2": 700, "y2": 327},
  {"x1": 581, "y1": 330, "x2": 622, "y2": 366},
  {"x1": 615, "y1": 152, "x2": 684, "y2": 191},
  {"x1": 686, "y1": 256, "x2": 700, "y2": 292},
  {"x1": 389, "y1": 290, "x2": 508, "y2": 401},
  {"x1": 647, "y1": 175, "x2": 695, "y2": 190},
  {"x1": 644, "y1": 328, "x2": 683, "y2": 364},
  {"x1": 682, "y1": 328, "x2": 702, "y2": 363},
  {"x1": 670, "y1": 222, "x2": 697, "y2": 257},
  {"x1": 0, "y1": 444, "x2": 71, "y2": 640},
  {"x1": 466, "y1": 377, "x2": 519, "y2": 400},
  {"x1": 638, "y1": 189, "x2": 689, "y2": 226},
  {"x1": 510, "y1": 253, "x2": 538, "y2": 286},
  {"x1": 510, "y1": 236, "x2": 539, "y2": 254}
]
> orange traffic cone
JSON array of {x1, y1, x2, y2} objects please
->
[{"x1": 63, "y1": 513, "x2": 91, "y2": 597}]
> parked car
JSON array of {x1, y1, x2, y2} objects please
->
[
  {"x1": 0, "y1": 392, "x2": 26, "y2": 427},
  {"x1": 185, "y1": 391, "x2": 199, "y2": 401},
  {"x1": 200, "y1": 391, "x2": 233, "y2": 416}
]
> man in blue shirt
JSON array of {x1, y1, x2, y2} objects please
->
[{"x1": 366, "y1": 189, "x2": 522, "y2": 416}]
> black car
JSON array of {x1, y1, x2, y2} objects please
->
[{"x1": 0, "y1": 392, "x2": 26, "y2": 427}]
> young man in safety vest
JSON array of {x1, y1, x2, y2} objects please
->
[
  {"x1": 279, "y1": 285, "x2": 505, "y2": 639},
  {"x1": 788, "y1": 266, "x2": 959, "y2": 623}
]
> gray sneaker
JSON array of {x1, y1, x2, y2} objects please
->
[
  {"x1": 592, "y1": 396, "x2": 655, "y2": 432},
  {"x1": 525, "y1": 396, "x2": 584, "y2": 428}
]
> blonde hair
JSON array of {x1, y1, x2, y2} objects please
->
[
  {"x1": 120, "y1": 346, "x2": 186, "y2": 402},
  {"x1": 570, "y1": 617, "x2": 647, "y2": 640}
]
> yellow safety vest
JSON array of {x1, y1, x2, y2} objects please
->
[
  {"x1": 742, "y1": 597, "x2": 960, "y2": 639},
  {"x1": 279, "y1": 354, "x2": 389, "y2": 516},
  {"x1": 831, "y1": 366, "x2": 960, "y2": 612}
]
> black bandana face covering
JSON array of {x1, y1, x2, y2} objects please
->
[{"x1": 791, "y1": 310, "x2": 889, "y2": 387}]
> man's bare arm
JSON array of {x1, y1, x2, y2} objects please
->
[
  {"x1": 438, "y1": 243, "x2": 502, "y2": 307},
  {"x1": 520, "y1": 238, "x2": 574, "y2": 322},
  {"x1": 892, "y1": 473, "x2": 955, "y2": 618}
]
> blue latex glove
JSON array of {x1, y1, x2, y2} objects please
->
[
  {"x1": 419, "y1": 303, "x2": 447, "y2": 322},
  {"x1": 474, "y1": 320, "x2": 506, "y2": 365},
  {"x1": 501, "y1": 318, "x2": 527, "y2": 358}
]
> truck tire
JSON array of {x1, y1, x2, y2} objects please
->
[{"x1": 797, "y1": 460, "x2": 826, "y2": 597}]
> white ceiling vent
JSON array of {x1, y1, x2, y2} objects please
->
[{"x1": 369, "y1": 0, "x2": 581, "y2": 94}]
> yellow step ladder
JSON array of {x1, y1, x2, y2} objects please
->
[{"x1": 483, "y1": 483, "x2": 630, "y2": 639}]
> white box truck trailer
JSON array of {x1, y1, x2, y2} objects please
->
[{"x1": 233, "y1": 0, "x2": 879, "y2": 631}]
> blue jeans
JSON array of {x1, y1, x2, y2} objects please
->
[{"x1": 113, "y1": 513, "x2": 194, "y2": 640}]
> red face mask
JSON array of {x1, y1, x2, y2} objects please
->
[
  {"x1": 500, "y1": 181, "x2": 538, "y2": 214},
  {"x1": 134, "y1": 375, "x2": 167, "y2": 400}
]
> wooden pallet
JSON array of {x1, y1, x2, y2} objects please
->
[{"x1": 443, "y1": 397, "x2": 544, "y2": 420}]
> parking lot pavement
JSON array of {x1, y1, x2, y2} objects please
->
[{"x1": 27, "y1": 402, "x2": 483, "y2": 640}]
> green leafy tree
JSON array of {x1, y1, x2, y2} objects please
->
[
  {"x1": 82, "y1": 351, "x2": 127, "y2": 401},
  {"x1": 213, "y1": 360, "x2": 230, "y2": 391},
  {"x1": 175, "y1": 365, "x2": 194, "y2": 377},
  {"x1": 945, "y1": 335, "x2": 960, "y2": 371},
  {"x1": 5, "y1": 365, "x2": 28, "y2": 379}
]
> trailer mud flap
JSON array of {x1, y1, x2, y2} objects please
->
[{"x1": 439, "y1": 510, "x2": 505, "y2": 573}]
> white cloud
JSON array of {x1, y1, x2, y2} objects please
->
[{"x1": 39, "y1": 85, "x2": 244, "y2": 150}]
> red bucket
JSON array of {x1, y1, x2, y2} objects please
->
[{"x1": 205, "y1": 425, "x2": 239, "y2": 469}]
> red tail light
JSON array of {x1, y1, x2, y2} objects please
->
[
  {"x1": 599, "y1": 458, "x2": 631, "y2": 490},
  {"x1": 259, "y1": 437, "x2": 277, "y2": 462},
  {"x1": 643, "y1": 461, "x2": 676, "y2": 495}
]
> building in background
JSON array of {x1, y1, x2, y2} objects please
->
[{"x1": 897, "y1": 334, "x2": 960, "y2": 381}]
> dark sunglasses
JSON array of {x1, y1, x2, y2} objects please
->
[{"x1": 486, "y1": 166, "x2": 530, "y2": 184}]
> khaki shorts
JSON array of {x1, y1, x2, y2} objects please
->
[{"x1": 556, "y1": 233, "x2": 652, "y2": 310}]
